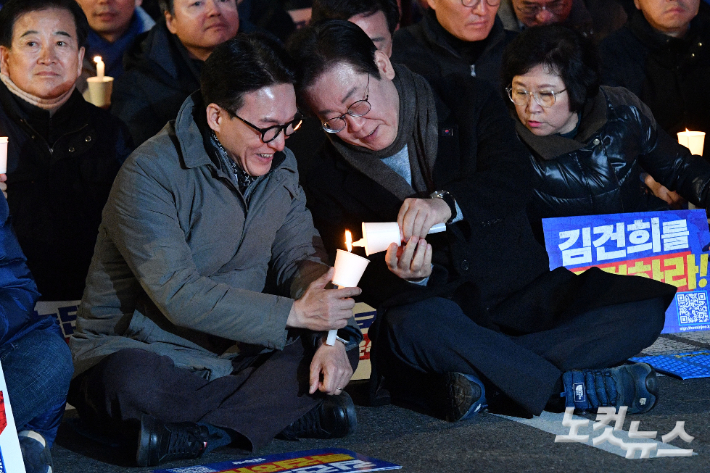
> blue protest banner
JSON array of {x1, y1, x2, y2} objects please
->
[{"x1": 543, "y1": 209, "x2": 710, "y2": 333}]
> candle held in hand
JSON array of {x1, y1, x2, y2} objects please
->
[
  {"x1": 94, "y1": 56, "x2": 105, "y2": 80},
  {"x1": 326, "y1": 230, "x2": 370, "y2": 346}
]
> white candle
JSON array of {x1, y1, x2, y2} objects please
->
[
  {"x1": 326, "y1": 232, "x2": 370, "y2": 346},
  {"x1": 677, "y1": 129, "x2": 705, "y2": 156},
  {"x1": 0, "y1": 137, "x2": 7, "y2": 174},
  {"x1": 94, "y1": 56, "x2": 105, "y2": 80}
]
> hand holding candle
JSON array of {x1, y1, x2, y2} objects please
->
[
  {"x1": 287, "y1": 267, "x2": 359, "y2": 333},
  {"x1": 351, "y1": 221, "x2": 446, "y2": 256}
]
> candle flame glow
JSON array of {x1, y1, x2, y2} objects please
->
[
  {"x1": 345, "y1": 230, "x2": 353, "y2": 253},
  {"x1": 94, "y1": 56, "x2": 102, "y2": 64}
]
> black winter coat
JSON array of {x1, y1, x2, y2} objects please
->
[
  {"x1": 0, "y1": 83, "x2": 131, "y2": 300},
  {"x1": 599, "y1": 12, "x2": 710, "y2": 157},
  {"x1": 391, "y1": 10, "x2": 516, "y2": 91},
  {"x1": 517, "y1": 86, "x2": 710, "y2": 235},
  {"x1": 111, "y1": 20, "x2": 203, "y2": 146}
]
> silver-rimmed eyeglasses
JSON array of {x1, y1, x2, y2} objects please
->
[
  {"x1": 322, "y1": 75, "x2": 371, "y2": 134},
  {"x1": 228, "y1": 110, "x2": 303, "y2": 143},
  {"x1": 506, "y1": 86, "x2": 567, "y2": 108}
]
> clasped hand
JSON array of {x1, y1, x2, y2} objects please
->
[
  {"x1": 286, "y1": 267, "x2": 360, "y2": 332},
  {"x1": 385, "y1": 198, "x2": 448, "y2": 281}
]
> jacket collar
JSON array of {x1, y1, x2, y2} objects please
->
[
  {"x1": 628, "y1": 9, "x2": 703, "y2": 51},
  {"x1": 420, "y1": 9, "x2": 507, "y2": 61},
  {"x1": 131, "y1": 21, "x2": 201, "y2": 83},
  {"x1": 514, "y1": 87, "x2": 609, "y2": 159},
  {"x1": 0, "y1": 80, "x2": 88, "y2": 142}
]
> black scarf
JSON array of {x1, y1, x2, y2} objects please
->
[{"x1": 327, "y1": 63, "x2": 439, "y2": 200}]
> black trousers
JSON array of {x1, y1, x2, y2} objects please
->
[
  {"x1": 377, "y1": 294, "x2": 667, "y2": 417},
  {"x1": 69, "y1": 337, "x2": 359, "y2": 451}
]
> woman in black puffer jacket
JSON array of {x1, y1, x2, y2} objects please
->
[{"x1": 500, "y1": 25, "x2": 710, "y2": 240}]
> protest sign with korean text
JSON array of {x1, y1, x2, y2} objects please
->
[
  {"x1": 151, "y1": 448, "x2": 401, "y2": 473},
  {"x1": 543, "y1": 210, "x2": 710, "y2": 333}
]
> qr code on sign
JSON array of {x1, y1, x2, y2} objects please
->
[{"x1": 677, "y1": 291, "x2": 710, "y2": 325}]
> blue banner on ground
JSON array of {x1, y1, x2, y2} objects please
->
[
  {"x1": 542, "y1": 209, "x2": 710, "y2": 334},
  {"x1": 151, "y1": 448, "x2": 402, "y2": 473}
]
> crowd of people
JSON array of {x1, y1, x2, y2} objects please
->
[{"x1": 0, "y1": 0, "x2": 708, "y2": 471}]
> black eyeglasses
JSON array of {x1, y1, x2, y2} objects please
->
[
  {"x1": 322, "y1": 75, "x2": 371, "y2": 134},
  {"x1": 516, "y1": 0, "x2": 568, "y2": 17},
  {"x1": 227, "y1": 110, "x2": 303, "y2": 143}
]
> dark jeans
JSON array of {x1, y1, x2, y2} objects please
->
[
  {"x1": 0, "y1": 328, "x2": 73, "y2": 447},
  {"x1": 377, "y1": 295, "x2": 666, "y2": 416},
  {"x1": 69, "y1": 337, "x2": 359, "y2": 451}
]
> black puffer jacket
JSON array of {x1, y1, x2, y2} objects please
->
[{"x1": 516, "y1": 86, "x2": 710, "y2": 235}]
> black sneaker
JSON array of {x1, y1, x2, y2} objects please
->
[
  {"x1": 562, "y1": 362, "x2": 658, "y2": 414},
  {"x1": 280, "y1": 392, "x2": 357, "y2": 439},
  {"x1": 444, "y1": 372, "x2": 488, "y2": 422},
  {"x1": 136, "y1": 415, "x2": 209, "y2": 467},
  {"x1": 18, "y1": 430, "x2": 53, "y2": 473}
]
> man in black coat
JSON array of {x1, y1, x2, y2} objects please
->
[
  {"x1": 290, "y1": 20, "x2": 677, "y2": 421},
  {"x1": 0, "y1": 0, "x2": 132, "y2": 301},
  {"x1": 599, "y1": 0, "x2": 710, "y2": 158},
  {"x1": 391, "y1": 0, "x2": 516, "y2": 91},
  {"x1": 111, "y1": 0, "x2": 242, "y2": 145}
]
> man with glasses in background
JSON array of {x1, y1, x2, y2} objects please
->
[
  {"x1": 497, "y1": 0, "x2": 628, "y2": 42},
  {"x1": 391, "y1": 0, "x2": 516, "y2": 91}
]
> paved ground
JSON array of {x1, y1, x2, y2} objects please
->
[{"x1": 53, "y1": 332, "x2": 710, "y2": 473}]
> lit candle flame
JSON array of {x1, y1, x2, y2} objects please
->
[
  {"x1": 94, "y1": 56, "x2": 101, "y2": 64},
  {"x1": 345, "y1": 230, "x2": 353, "y2": 253}
]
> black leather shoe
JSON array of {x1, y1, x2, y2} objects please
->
[
  {"x1": 280, "y1": 392, "x2": 357, "y2": 439},
  {"x1": 136, "y1": 414, "x2": 209, "y2": 467}
]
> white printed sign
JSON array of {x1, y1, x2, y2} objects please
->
[{"x1": 0, "y1": 361, "x2": 27, "y2": 473}]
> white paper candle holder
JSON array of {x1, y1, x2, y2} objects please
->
[
  {"x1": 87, "y1": 76, "x2": 114, "y2": 108},
  {"x1": 678, "y1": 130, "x2": 706, "y2": 156}
]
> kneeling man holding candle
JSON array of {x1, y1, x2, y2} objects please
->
[
  {"x1": 290, "y1": 20, "x2": 677, "y2": 422},
  {"x1": 69, "y1": 34, "x2": 361, "y2": 467}
]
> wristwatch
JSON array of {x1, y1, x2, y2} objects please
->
[{"x1": 430, "y1": 190, "x2": 457, "y2": 224}]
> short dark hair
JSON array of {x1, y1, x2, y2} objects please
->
[
  {"x1": 311, "y1": 0, "x2": 400, "y2": 35},
  {"x1": 0, "y1": 0, "x2": 89, "y2": 49},
  {"x1": 158, "y1": 0, "x2": 174, "y2": 15},
  {"x1": 287, "y1": 19, "x2": 380, "y2": 103},
  {"x1": 201, "y1": 34, "x2": 296, "y2": 113},
  {"x1": 500, "y1": 25, "x2": 600, "y2": 113}
]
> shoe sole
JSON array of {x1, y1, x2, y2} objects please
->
[
  {"x1": 444, "y1": 372, "x2": 485, "y2": 422},
  {"x1": 330, "y1": 391, "x2": 357, "y2": 437},
  {"x1": 136, "y1": 414, "x2": 157, "y2": 467},
  {"x1": 616, "y1": 363, "x2": 658, "y2": 415}
]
